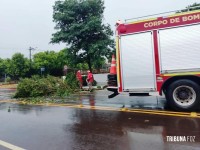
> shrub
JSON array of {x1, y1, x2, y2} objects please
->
[
  {"x1": 56, "y1": 81, "x2": 70, "y2": 97},
  {"x1": 5, "y1": 77, "x2": 11, "y2": 83},
  {"x1": 14, "y1": 75, "x2": 72, "y2": 98},
  {"x1": 65, "y1": 72, "x2": 79, "y2": 90},
  {"x1": 14, "y1": 78, "x2": 34, "y2": 98}
]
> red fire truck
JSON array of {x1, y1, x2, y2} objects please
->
[{"x1": 108, "y1": 9, "x2": 200, "y2": 111}]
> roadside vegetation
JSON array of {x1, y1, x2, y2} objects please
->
[
  {"x1": 14, "y1": 75, "x2": 74, "y2": 98},
  {"x1": 14, "y1": 74, "x2": 80, "y2": 102},
  {"x1": 13, "y1": 72, "x2": 97, "y2": 102}
]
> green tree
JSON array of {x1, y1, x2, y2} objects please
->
[
  {"x1": 178, "y1": 3, "x2": 200, "y2": 13},
  {"x1": 92, "y1": 56, "x2": 105, "y2": 72},
  {"x1": 7, "y1": 53, "x2": 29, "y2": 79},
  {"x1": 59, "y1": 48, "x2": 89, "y2": 70},
  {"x1": 33, "y1": 51, "x2": 63, "y2": 76},
  {"x1": 3, "y1": 58, "x2": 11, "y2": 76},
  {"x1": 0, "y1": 58, "x2": 6, "y2": 77},
  {"x1": 51, "y1": 0, "x2": 115, "y2": 72},
  {"x1": 57, "y1": 49, "x2": 74, "y2": 69}
]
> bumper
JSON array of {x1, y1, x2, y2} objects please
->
[{"x1": 107, "y1": 86, "x2": 119, "y2": 98}]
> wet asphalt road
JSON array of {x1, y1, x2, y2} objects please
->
[
  {"x1": 0, "y1": 88, "x2": 16, "y2": 100},
  {"x1": 81, "y1": 90, "x2": 167, "y2": 110},
  {"x1": 0, "y1": 89, "x2": 200, "y2": 150}
]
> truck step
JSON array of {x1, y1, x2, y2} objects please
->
[{"x1": 129, "y1": 93, "x2": 150, "y2": 96}]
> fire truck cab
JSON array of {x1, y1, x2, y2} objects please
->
[{"x1": 108, "y1": 9, "x2": 200, "y2": 111}]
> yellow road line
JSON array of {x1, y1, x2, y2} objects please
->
[
  {"x1": 1, "y1": 100, "x2": 200, "y2": 118},
  {"x1": 127, "y1": 109, "x2": 198, "y2": 118},
  {"x1": 0, "y1": 140, "x2": 25, "y2": 150},
  {"x1": 73, "y1": 105, "x2": 200, "y2": 118},
  {"x1": 117, "y1": 107, "x2": 192, "y2": 115}
]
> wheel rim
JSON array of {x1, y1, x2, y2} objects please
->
[{"x1": 173, "y1": 85, "x2": 196, "y2": 107}]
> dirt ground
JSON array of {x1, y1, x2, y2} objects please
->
[{"x1": 0, "y1": 84, "x2": 17, "y2": 89}]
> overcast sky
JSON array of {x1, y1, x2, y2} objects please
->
[{"x1": 0, "y1": 0, "x2": 199, "y2": 58}]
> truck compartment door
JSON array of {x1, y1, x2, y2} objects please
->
[
  {"x1": 159, "y1": 24, "x2": 200, "y2": 73},
  {"x1": 120, "y1": 32, "x2": 156, "y2": 91}
]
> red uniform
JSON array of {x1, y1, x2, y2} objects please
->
[
  {"x1": 76, "y1": 71, "x2": 82, "y2": 82},
  {"x1": 87, "y1": 72, "x2": 94, "y2": 83}
]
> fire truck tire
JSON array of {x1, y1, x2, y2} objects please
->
[{"x1": 166, "y1": 79, "x2": 200, "y2": 111}]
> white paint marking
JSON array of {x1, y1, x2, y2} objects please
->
[{"x1": 0, "y1": 140, "x2": 25, "y2": 150}]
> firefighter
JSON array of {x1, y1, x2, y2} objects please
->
[
  {"x1": 86, "y1": 70, "x2": 94, "y2": 92},
  {"x1": 76, "y1": 70, "x2": 83, "y2": 89}
]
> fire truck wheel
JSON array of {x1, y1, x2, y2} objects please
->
[{"x1": 166, "y1": 79, "x2": 200, "y2": 111}]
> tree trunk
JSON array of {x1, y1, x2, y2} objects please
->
[{"x1": 87, "y1": 55, "x2": 92, "y2": 72}]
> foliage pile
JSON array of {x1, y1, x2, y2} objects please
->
[
  {"x1": 14, "y1": 75, "x2": 79, "y2": 98},
  {"x1": 65, "y1": 72, "x2": 79, "y2": 91}
]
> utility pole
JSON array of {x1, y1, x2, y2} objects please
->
[
  {"x1": 28, "y1": 47, "x2": 36, "y2": 76},
  {"x1": 29, "y1": 47, "x2": 37, "y2": 66},
  {"x1": 29, "y1": 47, "x2": 35, "y2": 64}
]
